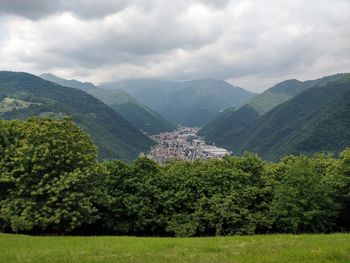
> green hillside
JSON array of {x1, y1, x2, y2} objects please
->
[
  {"x1": 248, "y1": 79, "x2": 305, "y2": 114},
  {"x1": 226, "y1": 74, "x2": 350, "y2": 160},
  {"x1": 199, "y1": 73, "x2": 347, "y2": 144},
  {"x1": 0, "y1": 71, "x2": 153, "y2": 161},
  {"x1": 100, "y1": 79, "x2": 255, "y2": 127},
  {"x1": 41, "y1": 74, "x2": 175, "y2": 134}
]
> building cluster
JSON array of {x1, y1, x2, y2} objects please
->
[{"x1": 147, "y1": 127, "x2": 230, "y2": 164}]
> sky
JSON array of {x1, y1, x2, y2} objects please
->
[{"x1": 0, "y1": 0, "x2": 350, "y2": 92}]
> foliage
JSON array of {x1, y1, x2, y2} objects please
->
[
  {"x1": 100, "y1": 157, "x2": 165, "y2": 235},
  {"x1": 333, "y1": 149, "x2": 350, "y2": 230},
  {"x1": 162, "y1": 153, "x2": 272, "y2": 237},
  {"x1": 0, "y1": 117, "x2": 102, "y2": 233},
  {"x1": 0, "y1": 117, "x2": 349, "y2": 235},
  {"x1": 270, "y1": 155, "x2": 338, "y2": 233}
]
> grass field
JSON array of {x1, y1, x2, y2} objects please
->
[
  {"x1": 0, "y1": 97, "x2": 40, "y2": 113},
  {"x1": 0, "y1": 233, "x2": 349, "y2": 263}
]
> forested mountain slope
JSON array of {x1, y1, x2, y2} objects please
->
[
  {"x1": 222, "y1": 74, "x2": 350, "y2": 160},
  {"x1": 0, "y1": 71, "x2": 153, "y2": 160},
  {"x1": 199, "y1": 73, "x2": 347, "y2": 144}
]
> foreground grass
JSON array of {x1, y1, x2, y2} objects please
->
[{"x1": 0, "y1": 233, "x2": 349, "y2": 263}]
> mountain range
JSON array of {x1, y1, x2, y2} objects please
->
[
  {"x1": 40, "y1": 73, "x2": 175, "y2": 135},
  {"x1": 100, "y1": 79, "x2": 255, "y2": 127},
  {"x1": 2, "y1": 70, "x2": 350, "y2": 162}
]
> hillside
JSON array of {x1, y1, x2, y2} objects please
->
[
  {"x1": 88, "y1": 88, "x2": 176, "y2": 134},
  {"x1": 0, "y1": 71, "x2": 153, "y2": 161},
  {"x1": 199, "y1": 73, "x2": 347, "y2": 144},
  {"x1": 223, "y1": 74, "x2": 350, "y2": 160},
  {"x1": 100, "y1": 79, "x2": 255, "y2": 127},
  {"x1": 41, "y1": 74, "x2": 175, "y2": 134}
]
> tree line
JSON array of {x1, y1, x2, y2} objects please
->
[{"x1": 0, "y1": 117, "x2": 349, "y2": 236}]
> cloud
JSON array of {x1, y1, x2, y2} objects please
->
[
  {"x1": 0, "y1": 0, "x2": 350, "y2": 91},
  {"x1": 0, "y1": 0, "x2": 129, "y2": 19}
]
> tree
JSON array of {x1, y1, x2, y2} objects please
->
[
  {"x1": 332, "y1": 148, "x2": 350, "y2": 230},
  {"x1": 271, "y1": 156, "x2": 338, "y2": 233},
  {"x1": 0, "y1": 117, "x2": 101, "y2": 233},
  {"x1": 101, "y1": 157, "x2": 165, "y2": 235},
  {"x1": 163, "y1": 154, "x2": 271, "y2": 237}
]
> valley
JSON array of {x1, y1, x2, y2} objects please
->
[
  {"x1": 147, "y1": 126, "x2": 230, "y2": 164},
  {"x1": 1, "y1": 1, "x2": 350, "y2": 261}
]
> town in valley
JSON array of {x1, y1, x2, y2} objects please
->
[{"x1": 147, "y1": 127, "x2": 230, "y2": 164}]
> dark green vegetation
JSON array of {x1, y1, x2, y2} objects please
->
[
  {"x1": 100, "y1": 79, "x2": 255, "y2": 126},
  {"x1": 200, "y1": 73, "x2": 350, "y2": 160},
  {"x1": 0, "y1": 71, "x2": 153, "y2": 161},
  {"x1": 1, "y1": 234, "x2": 350, "y2": 263},
  {"x1": 41, "y1": 73, "x2": 175, "y2": 134},
  {"x1": 1, "y1": 118, "x2": 349, "y2": 236}
]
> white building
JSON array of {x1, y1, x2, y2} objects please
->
[{"x1": 200, "y1": 146, "x2": 229, "y2": 158}]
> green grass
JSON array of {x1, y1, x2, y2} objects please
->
[
  {"x1": 0, "y1": 97, "x2": 39, "y2": 113},
  {"x1": 0, "y1": 233, "x2": 349, "y2": 263}
]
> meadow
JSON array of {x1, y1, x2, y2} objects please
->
[{"x1": 1, "y1": 233, "x2": 350, "y2": 263}]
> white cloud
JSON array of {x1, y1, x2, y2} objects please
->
[{"x1": 0, "y1": 0, "x2": 350, "y2": 91}]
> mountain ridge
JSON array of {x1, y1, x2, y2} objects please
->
[{"x1": 100, "y1": 78, "x2": 255, "y2": 127}]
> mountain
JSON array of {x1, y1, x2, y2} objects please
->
[
  {"x1": 199, "y1": 73, "x2": 347, "y2": 144},
  {"x1": 231, "y1": 73, "x2": 350, "y2": 160},
  {"x1": 202, "y1": 73, "x2": 350, "y2": 160},
  {"x1": 40, "y1": 74, "x2": 176, "y2": 134},
  {"x1": 0, "y1": 71, "x2": 154, "y2": 161},
  {"x1": 100, "y1": 79, "x2": 255, "y2": 127},
  {"x1": 87, "y1": 89, "x2": 176, "y2": 134}
]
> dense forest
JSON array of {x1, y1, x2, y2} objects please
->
[{"x1": 1, "y1": 117, "x2": 349, "y2": 236}]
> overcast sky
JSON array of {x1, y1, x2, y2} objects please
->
[{"x1": 0, "y1": 0, "x2": 350, "y2": 92}]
